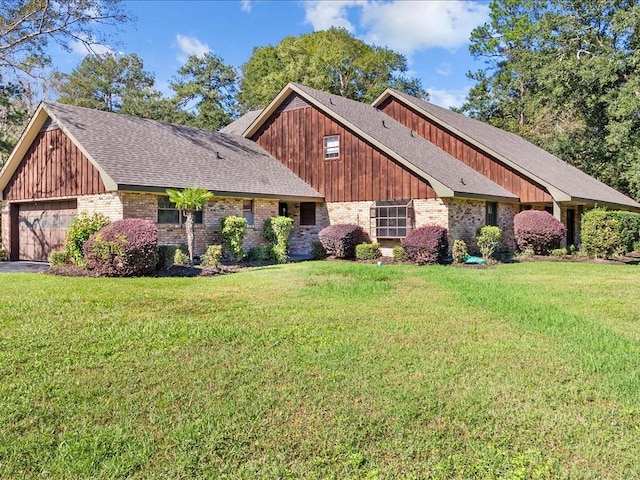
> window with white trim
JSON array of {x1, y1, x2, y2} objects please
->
[
  {"x1": 323, "y1": 135, "x2": 339, "y2": 159},
  {"x1": 372, "y1": 200, "x2": 412, "y2": 238}
]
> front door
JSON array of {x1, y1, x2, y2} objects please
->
[{"x1": 566, "y1": 209, "x2": 575, "y2": 247}]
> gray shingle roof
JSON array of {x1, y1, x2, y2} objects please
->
[
  {"x1": 219, "y1": 110, "x2": 262, "y2": 135},
  {"x1": 42, "y1": 102, "x2": 322, "y2": 200},
  {"x1": 287, "y1": 84, "x2": 517, "y2": 201},
  {"x1": 380, "y1": 89, "x2": 640, "y2": 209}
]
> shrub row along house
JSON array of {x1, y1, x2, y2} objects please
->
[{"x1": 2, "y1": 82, "x2": 639, "y2": 261}]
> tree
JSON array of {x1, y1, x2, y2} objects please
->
[
  {"x1": 239, "y1": 27, "x2": 426, "y2": 110},
  {"x1": 1, "y1": 0, "x2": 130, "y2": 76},
  {"x1": 460, "y1": 0, "x2": 640, "y2": 199},
  {"x1": 54, "y1": 53, "x2": 156, "y2": 112},
  {"x1": 166, "y1": 187, "x2": 214, "y2": 266},
  {"x1": 0, "y1": 78, "x2": 27, "y2": 166},
  {"x1": 170, "y1": 53, "x2": 239, "y2": 130}
]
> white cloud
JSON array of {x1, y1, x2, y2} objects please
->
[
  {"x1": 427, "y1": 86, "x2": 470, "y2": 109},
  {"x1": 303, "y1": 0, "x2": 363, "y2": 32},
  {"x1": 241, "y1": 0, "x2": 252, "y2": 13},
  {"x1": 175, "y1": 34, "x2": 211, "y2": 63},
  {"x1": 302, "y1": 1, "x2": 489, "y2": 55},
  {"x1": 70, "y1": 35, "x2": 113, "y2": 56},
  {"x1": 360, "y1": 1, "x2": 490, "y2": 54}
]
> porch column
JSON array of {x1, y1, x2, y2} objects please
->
[{"x1": 553, "y1": 200, "x2": 565, "y2": 248}]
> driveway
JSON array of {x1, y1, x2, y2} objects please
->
[{"x1": 0, "y1": 261, "x2": 50, "y2": 273}]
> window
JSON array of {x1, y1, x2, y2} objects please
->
[
  {"x1": 485, "y1": 201, "x2": 497, "y2": 226},
  {"x1": 243, "y1": 199, "x2": 254, "y2": 225},
  {"x1": 300, "y1": 202, "x2": 316, "y2": 225},
  {"x1": 323, "y1": 135, "x2": 339, "y2": 159},
  {"x1": 373, "y1": 200, "x2": 412, "y2": 238},
  {"x1": 278, "y1": 202, "x2": 289, "y2": 217},
  {"x1": 157, "y1": 196, "x2": 203, "y2": 224}
]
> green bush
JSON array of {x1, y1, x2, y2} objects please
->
[
  {"x1": 247, "y1": 245, "x2": 273, "y2": 261},
  {"x1": 550, "y1": 248, "x2": 568, "y2": 257},
  {"x1": 64, "y1": 212, "x2": 110, "y2": 265},
  {"x1": 173, "y1": 246, "x2": 190, "y2": 266},
  {"x1": 634, "y1": 241, "x2": 640, "y2": 253},
  {"x1": 452, "y1": 239, "x2": 468, "y2": 263},
  {"x1": 311, "y1": 241, "x2": 326, "y2": 260},
  {"x1": 157, "y1": 245, "x2": 177, "y2": 270},
  {"x1": 392, "y1": 245, "x2": 405, "y2": 262},
  {"x1": 201, "y1": 244, "x2": 223, "y2": 268},
  {"x1": 0, "y1": 247, "x2": 8, "y2": 262},
  {"x1": 476, "y1": 226, "x2": 501, "y2": 259},
  {"x1": 581, "y1": 208, "x2": 624, "y2": 258},
  {"x1": 221, "y1": 216, "x2": 247, "y2": 261},
  {"x1": 264, "y1": 216, "x2": 294, "y2": 264},
  {"x1": 355, "y1": 242, "x2": 381, "y2": 260},
  {"x1": 48, "y1": 249, "x2": 71, "y2": 266}
]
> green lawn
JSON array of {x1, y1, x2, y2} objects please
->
[{"x1": 1, "y1": 261, "x2": 639, "y2": 479}]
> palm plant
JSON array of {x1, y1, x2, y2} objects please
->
[{"x1": 166, "y1": 187, "x2": 214, "y2": 265}]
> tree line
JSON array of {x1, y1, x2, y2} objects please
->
[{"x1": 3, "y1": 0, "x2": 640, "y2": 201}]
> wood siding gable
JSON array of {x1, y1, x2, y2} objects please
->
[
  {"x1": 3, "y1": 124, "x2": 106, "y2": 200},
  {"x1": 378, "y1": 97, "x2": 552, "y2": 204},
  {"x1": 252, "y1": 93, "x2": 436, "y2": 202}
]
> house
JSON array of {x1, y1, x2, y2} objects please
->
[
  {"x1": 233, "y1": 83, "x2": 640, "y2": 252},
  {"x1": 0, "y1": 102, "x2": 323, "y2": 261},
  {"x1": 3, "y1": 83, "x2": 638, "y2": 262}
]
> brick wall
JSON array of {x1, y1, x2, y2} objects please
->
[
  {"x1": 77, "y1": 193, "x2": 123, "y2": 220},
  {"x1": 326, "y1": 201, "x2": 374, "y2": 238},
  {"x1": 287, "y1": 202, "x2": 330, "y2": 253},
  {"x1": 1, "y1": 201, "x2": 8, "y2": 253}
]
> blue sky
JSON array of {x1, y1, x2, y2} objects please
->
[{"x1": 54, "y1": 0, "x2": 491, "y2": 109}]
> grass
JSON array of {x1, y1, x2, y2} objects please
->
[{"x1": 1, "y1": 261, "x2": 639, "y2": 479}]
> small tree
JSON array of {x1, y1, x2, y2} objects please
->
[
  {"x1": 476, "y1": 226, "x2": 501, "y2": 259},
  {"x1": 166, "y1": 187, "x2": 214, "y2": 265}
]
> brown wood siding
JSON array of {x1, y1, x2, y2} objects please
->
[
  {"x1": 379, "y1": 98, "x2": 552, "y2": 203},
  {"x1": 252, "y1": 96, "x2": 437, "y2": 202},
  {"x1": 3, "y1": 126, "x2": 106, "y2": 200}
]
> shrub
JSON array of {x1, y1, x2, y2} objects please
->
[
  {"x1": 0, "y1": 247, "x2": 8, "y2": 262},
  {"x1": 355, "y1": 242, "x2": 381, "y2": 260},
  {"x1": 157, "y1": 245, "x2": 177, "y2": 270},
  {"x1": 221, "y1": 216, "x2": 247, "y2": 261},
  {"x1": 550, "y1": 248, "x2": 568, "y2": 258},
  {"x1": 311, "y1": 241, "x2": 326, "y2": 260},
  {"x1": 634, "y1": 240, "x2": 640, "y2": 253},
  {"x1": 173, "y1": 246, "x2": 190, "y2": 266},
  {"x1": 392, "y1": 245, "x2": 405, "y2": 262},
  {"x1": 514, "y1": 210, "x2": 566, "y2": 255},
  {"x1": 247, "y1": 245, "x2": 273, "y2": 261},
  {"x1": 403, "y1": 226, "x2": 449, "y2": 265},
  {"x1": 83, "y1": 219, "x2": 158, "y2": 277},
  {"x1": 476, "y1": 226, "x2": 502, "y2": 259},
  {"x1": 452, "y1": 239, "x2": 468, "y2": 263},
  {"x1": 201, "y1": 244, "x2": 223, "y2": 268},
  {"x1": 318, "y1": 224, "x2": 365, "y2": 259},
  {"x1": 264, "y1": 216, "x2": 294, "y2": 264},
  {"x1": 48, "y1": 249, "x2": 71, "y2": 266},
  {"x1": 64, "y1": 212, "x2": 110, "y2": 265},
  {"x1": 610, "y1": 211, "x2": 640, "y2": 253},
  {"x1": 581, "y1": 208, "x2": 622, "y2": 258}
]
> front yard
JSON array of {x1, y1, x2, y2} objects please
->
[{"x1": 1, "y1": 261, "x2": 639, "y2": 478}]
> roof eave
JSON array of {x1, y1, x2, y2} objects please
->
[
  {"x1": 452, "y1": 191, "x2": 520, "y2": 203},
  {"x1": 117, "y1": 184, "x2": 324, "y2": 202}
]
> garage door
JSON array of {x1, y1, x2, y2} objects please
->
[{"x1": 18, "y1": 200, "x2": 77, "y2": 261}]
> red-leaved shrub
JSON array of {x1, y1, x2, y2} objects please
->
[
  {"x1": 514, "y1": 210, "x2": 566, "y2": 254},
  {"x1": 318, "y1": 224, "x2": 365, "y2": 259},
  {"x1": 84, "y1": 218, "x2": 159, "y2": 277},
  {"x1": 403, "y1": 226, "x2": 449, "y2": 265}
]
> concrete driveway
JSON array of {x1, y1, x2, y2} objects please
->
[{"x1": 0, "y1": 261, "x2": 50, "y2": 273}]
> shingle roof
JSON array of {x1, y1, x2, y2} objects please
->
[
  {"x1": 378, "y1": 89, "x2": 640, "y2": 209},
  {"x1": 41, "y1": 102, "x2": 322, "y2": 200},
  {"x1": 278, "y1": 84, "x2": 517, "y2": 201},
  {"x1": 219, "y1": 110, "x2": 262, "y2": 135}
]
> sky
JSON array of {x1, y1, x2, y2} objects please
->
[{"x1": 53, "y1": 0, "x2": 492, "y2": 109}]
